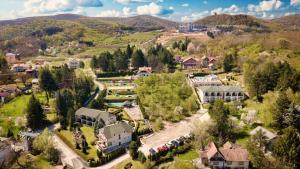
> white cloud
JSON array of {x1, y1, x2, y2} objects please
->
[
  {"x1": 181, "y1": 10, "x2": 209, "y2": 22},
  {"x1": 114, "y1": 0, "x2": 160, "y2": 5},
  {"x1": 97, "y1": 7, "x2": 134, "y2": 17},
  {"x1": 210, "y1": 4, "x2": 240, "y2": 15},
  {"x1": 248, "y1": 0, "x2": 283, "y2": 12},
  {"x1": 97, "y1": 10, "x2": 121, "y2": 17},
  {"x1": 223, "y1": 4, "x2": 240, "y2": 13},
  {"x1": 136, "y1": 2, "x2": 173, "y2": 16},
  {"x1": 182, "y1": 3, "x2": 189, "y2": 7},
  {"x1": 291, "y1": 0, "x2": 300, "y2": 6},
  {"x1": 22, "y1": 0, "x2": 102, "y2": 16}
]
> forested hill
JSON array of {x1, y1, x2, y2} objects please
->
[
  {"x1": 272, "y1": 14, "x2": 300, "y2": 30},
  {"x1": 194, "y1": 14, "x2": 268, "y2": 27}
]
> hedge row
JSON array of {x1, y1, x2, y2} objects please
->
[{"x1": 96, "y1": 71, "x2": 134, "y2": 78}]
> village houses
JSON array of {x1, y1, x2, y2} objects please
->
[{"x1": 200, "y1": 142, "x2": 249, "y2": 169}]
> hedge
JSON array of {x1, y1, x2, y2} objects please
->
[{"x1": 96, "y1": 71, "x2": 134, "y2": 78}]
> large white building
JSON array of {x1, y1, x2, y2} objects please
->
[
  {"x1": 197, "y1": 85, "x2": 245, "y2": 103},
  {"x1": 189, "y1": 74, "x2": 223, "y2": 87},
  {"x1": 96, "y1": 121, "x2": 133, "y2": 153}
]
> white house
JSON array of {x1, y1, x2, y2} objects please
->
[
  {"x1": 137, "y1": 67, "x2": 152, "y2": 77},
  {"x1": 200, "y1": 142, "x2": 249, "y2": 169},
  {"x1": 96, "y1": 121, "x2": 133, "y2": 153},
  {"x1": 68, "y1": 58, "x2": 80, "y2": 69},
  {"x1": 75, "y1": 107, "x2": 116, "y2": 127},
  {"x1": 197, "y1": 85, "x2": 245, "y2": 103}
]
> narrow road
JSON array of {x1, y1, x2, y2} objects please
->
[{"x1": 53, "y1": 134, "x2": 87, "y2": 169}]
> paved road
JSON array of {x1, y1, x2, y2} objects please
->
[{"x1": 53, "y1": 135, "x2": 87, "y2": 169}]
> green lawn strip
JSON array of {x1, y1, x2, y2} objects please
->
[
  {"x1": 55, "y1": 126, "x2": 97, "y2": 161},
  {"x1": 177, "y1": 149, "x2": 199, "y2": 161},
  {"x1": 110, "y1": 158, "x2": 145, "y2": 169}
]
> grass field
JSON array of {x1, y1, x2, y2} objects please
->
[
  {"x1": 56, "y1": 126, "x2": 97, "y2": 160},
  {"x1": 10, "y1": 154, "x2": 55, "y2": 169},
  {"x1": 110, "y1": 158, "x2": 145, "y2": 169},
  {"x1": 0, "y1": 93, "x2": 50, "y2": 137},
  {"x1": 177, "y1": 149, "x2": 199, "y2": 161}
]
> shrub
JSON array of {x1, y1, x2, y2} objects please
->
[{"x1": 138, "y1": 151, "x2": 146, "y2": 163}]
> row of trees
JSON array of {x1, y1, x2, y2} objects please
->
[
  {"x1": 90, "y1": 45, "x2": 134, "y2": 71},
  {"x1": 244, "y1": 61, "x2": 300, "y2": 101},
  {"x1": 172, "y1": 38, "x2": 191, "y2": 52},
  {"x1": 91, "y1": 44, "x2": 176, "y2": 73}
]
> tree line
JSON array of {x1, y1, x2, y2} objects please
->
[
  {"x1": 90, "y1": 44, "x2": 176, "y2": 73},
  {"x1": 244, "y1": 61, "x2": 300, "y2": 101},
  {"x1": 26, "y1": 65, "x2": 94, "y2": 130}
]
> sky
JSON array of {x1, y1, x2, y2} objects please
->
[{"x1": 0, "y1": 0, "x2": 299, "y2": 21}]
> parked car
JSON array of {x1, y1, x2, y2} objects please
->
[
  {"x1": 149, "y1": 148, "x2": 156, "y2": 155},
  {"x1": 157, "y1": 144, "x2": 169, "y2": 152}
]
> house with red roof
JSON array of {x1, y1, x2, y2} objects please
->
[
  {"x1": 182, "y1": 57, "x2": 199, "y2": 69},
  {"x1": 200, "y1": 142, "x2": 249, "y2": 168}
]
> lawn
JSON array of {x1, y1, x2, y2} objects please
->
[
  {"x1": 110, "y1": 158, "x2": 145, "y2": 169},
  {"x1": 56, "y1": 126, "x2": 97, "y2": 160},
  {"x1": 244, "y1": 91, "x2": 278, "y2": 128},
  {"x1": 0, "y1": 93, "x2": 50, "y2": 137},
  {"x1": 177, "y1": 149, "x2": 199, "y2": 161},
  {"x1": 10, "y1": 154, "x2": 55, "y2": 169}
]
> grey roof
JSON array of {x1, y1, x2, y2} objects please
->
[
  {"x1": 250, "y1": 126, "x2": 277, "y2": 140},
  {"x1": 198, "y1": 85, "x2": 243, "y2": 93},
  {"x1": 100, "y1": 121, "x2": 133, "y2": 139},
  {"x1": 75, "y1": 107, "x2": 115, "y2": 122}
]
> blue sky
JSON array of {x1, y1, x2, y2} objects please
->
[{"x1": 0, "y1": 0, "x2": 299, "y2": 21}]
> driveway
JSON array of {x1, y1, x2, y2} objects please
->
[
  {"x1": 53, "y1": 133, "x2": 130, "y2": 169},
  {"x1": 124, "y1": 105, "x2": 144, "y2": 121},
  {"x1": 139, "y1": 112, "x2": 210, "y2": 156}
]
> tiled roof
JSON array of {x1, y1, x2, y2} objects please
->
[
  {"x1": 75, "y1": 107, "x2": 115, "y2": 122},
  {"x1": 99, "y1": 121, "x2": 133, "y2": 139},
  {"x1": 198, "y1": 85, "x2": 243, "y2": 93},
  {"x1": 220, "y1": 147, "x2": 249, "y2": 162}
]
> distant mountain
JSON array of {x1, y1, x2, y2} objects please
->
[
  {"x1": 96, "y1": 15, "x2": 177, "y2": 31},
  {"x1": 272, "y1": 14, "x2": 300, "y2": 30},
  {"x1": 0, "y1": 14, "x2": 176, "y2": 31},
  {"x1": 194, "y1": 14, "x2": 268, "y2": 28}
]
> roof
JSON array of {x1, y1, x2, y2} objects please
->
[
  {"x1": 198, "y1": 85, "x2": 243, "y2": 93},
  {"x1": 201, "y1": 142, "x2": 219, "y2": 159},
  {"x1": 202, "y1": 142, "x2": 249, "y2": 162},
  {"x1": 250, "y1": 126, "x2": 277, "y2": 140},
  {"x1": 138, "y1": 67, "x2": 152, "y2": 73},
  {"x1": 182, "y1": 57, "x2": 198, "y2": 63},
  {"x1": 99, "y1": 121, "x2": 133, "y2": 139},
  {"x1": 220, "y1": 146, "x2": 249, "y2": 162},
  {"x1": 75, "y1": 107, "x2": 115, "y2": 122}
]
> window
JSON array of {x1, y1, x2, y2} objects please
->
[
  {"x1": 213, "y1": 161, "x2": 219, "y2": 165},
  {"x1": 239, "y1": 162, "x2": 244, "y2": 166},
  {"x1": 119, "y1": 134, "x2": 121, "y2": 139},
  {"x1": 227, "y1": 161, "x2": 232, "y2": 165}
]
